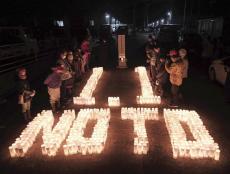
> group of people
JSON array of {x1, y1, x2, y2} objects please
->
[
  {"x1": 17, "y1": 38, "x2": 91, "y2": 122},
  {"x1": 145, "y1": 35, "x2": 189, "y2": 107}
]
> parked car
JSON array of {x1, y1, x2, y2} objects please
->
[{"x1": 209, "y1": 57, "x2": 230, "y2": 85}]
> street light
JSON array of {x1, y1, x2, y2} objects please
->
[
  {"x1": 167, "y1": 11, "x2": 172, "y2": 24},
  {"x1": 105, "y1": 13, "x2": 110, "y2": 25},
  {"x1": 161, "y1": 19, "x2": 164, "y2": 24}
]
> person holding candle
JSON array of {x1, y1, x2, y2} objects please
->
[
  {"x1": 165, "y1": 50, "x2": 185, "y2": 107},
  {"x1": 44, "y1": 66, "x2": 64, "y2": 114},
  {"x1": 17, "y1": 68, "x2": 36, "y2": 122}
]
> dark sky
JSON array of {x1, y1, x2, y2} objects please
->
[{"x1": 0, "y1": 0, "x2": 228, "y2": 27}]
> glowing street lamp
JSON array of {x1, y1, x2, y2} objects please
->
[
  {"x1": 105, "y1": 14, "x2": 110, "y2": 24},
  {"x1": 161, "y1": 19, "x2": 165, "y2": 24},
  {"x1": 167, "y1": 11, "x2": 172, "y2": 24}
]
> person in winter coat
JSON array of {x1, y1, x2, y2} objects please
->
[
  {"x1": 156, "y1": 54, "x2": 169, "y2": 97},
  {"x1": 44, "y1": 66, "x2": 64, "y2": 114},
  {"x1": 165, "y1": 50, "x2": 185, "y2": 107},
  {"x1": 57, "y1": 50, "x2": 73, "y2": 104},
  {"x1": 146, "y1": 45, "x2": 160, "y2": 84},
  {"x1": 17, "y1": 68, "x2": 35, "y2": 122}
]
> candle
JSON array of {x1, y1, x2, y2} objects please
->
[
  {"x1": 73, "y1": 67, "x2": 103, "y2": 105},
  {"x1": 135, "y1": 67, "x2": 161, "y2": 104},
  {"x1": 121, "y1": 107, "x2": 159, "y2": 155},
  {"x1": 164, "y1": 109, "x2": 220, "y2": 160},
  {"x1": 41, "y1": 110, "x2": 75, "y2": 156},
  {"x1": 64, "y1": 108, "x2": 110, "y2": 156},
  {"x1": 108, "y1": 97, "x2": 120, "y2": 107},
  {"x1": 9, "y1": 110, "x2": 54, "y2": 157}
]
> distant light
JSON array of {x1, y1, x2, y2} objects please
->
[
  {"x1": 105, "y1": 14, "x2": 110, "y2": 19},
  {"x1": 156, "y1": 21, "x2": 159, "y2": 25},
  {"x1": 152, "y1": 22, "x2": 155, "y2": 26},
  {"x1": 54, "y1": 20, "x2": 64, "y2": 27},
  {"x1": 167, "y1": 11, "x2": 172, "y2": 16},
  {"x1": 161, "y1": 19, "x2": 165, "y2": 24}
]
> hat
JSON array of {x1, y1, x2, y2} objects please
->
[{"x1": 168, "y1": 50, "x2": 178, "y2": 56}]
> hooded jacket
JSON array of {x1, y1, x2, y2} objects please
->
[{"x1": 165, "y1": 58, "x2": 185, "y2": 86}]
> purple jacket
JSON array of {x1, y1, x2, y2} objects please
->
[{"x1": 44, "y1": 73, "x2": 62, "y2": 88}]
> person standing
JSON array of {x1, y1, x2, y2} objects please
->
[
  {"x1": 156, "y1": 54, "x2": 169, "y2": 98},
  {"x1": 17, "y1": 68, "x2": 35, "y2": 122},
  {"x1": 44, "y1": 66, "x2": 64, "y2": 114},
  {"x1": 146, "y1": 45, "x2": 160, "y2": 84},
  {"x1": 57, "y1": 50, "x2": 73, "y2": 104},
  {"x1": 165, "y1": 50, "x2": 185, "y2": 107}
]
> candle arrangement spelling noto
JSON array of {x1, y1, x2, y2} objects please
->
[
  {"x1": 164, "y1": 109, "x2": 220, "y2": 160},
  {"x1": 121, "y1": 107, "x2": 159, "y2": 155},
  {"x1": 135, "y1": 67, "x2": 161, "y2": 104},
  {"x1": 108, "y1": 97, "x2": 120, "y2": 107},
  {"x1": 73, "y1": 67, "x2": 103, "y2": 105},
  {"x1": 64, "y1": 108, "x2": 110, "y2": 156}
]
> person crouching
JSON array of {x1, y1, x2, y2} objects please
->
[{"x1": 44, "y1": 66, "x2": 64, "y2": 114}]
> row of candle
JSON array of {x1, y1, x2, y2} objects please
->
[
  {"x1": 121, "y1": 107, "x2": 159, "y2": 154},
  {"x1": 108, "y1": 97, "x2": 120, "y2": 107},
  {"x1": 73, "y1": 67, "x2": 103, "y2": 105},
  {"x1": 136, "y1": 96, "x2": 161, "y2": 105},
  {"x1": 9, "y1": 110, "x2": 54, "y2": 157},
  {"x1": 121, "y1": 107, "x2": 159, "y2": 120},
  {"x1": 135, "y1": 67, "x2": 161, "y2": 104},
  {"x1": 64, "y1": 109, "x2": 110, "y2": 155},
  {"x1": 164, "y1": 109, "x2": 220, "y2": 160},
  {"x1": 41, "y1": 110, "x2": 76, "y2": 156}
]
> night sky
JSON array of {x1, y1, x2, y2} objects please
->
[{"x1": 0, "y1": 0, "x2": 229, "y2": 27}]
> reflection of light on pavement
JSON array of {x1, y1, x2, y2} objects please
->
[
  {"x1": 121, "y1": 107, "x2": 159, "y2": 155},
  {"x1": 108, "y1": 97, "x2": 120, "y2": 107},
  {"x1": 164, "y1": 109, "x2": 220, "y2": 160},
  {"x1": 64, "y1": 109, "x2": 110, "y2": 155},
  {"x1": 135, "y1": 67, "x2": 161, "y2": 104},
  {"x1": 73, "y1": 67, "x2": 103, "y2": 105}
]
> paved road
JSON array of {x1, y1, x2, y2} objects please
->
[{"x1": 0, "y1": 33, "x2": 230, "y2": 174}]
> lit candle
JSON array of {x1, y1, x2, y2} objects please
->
[
  {"x1": 73, "y1": 67, "x2": 103, "y2": 105},
  {"x1": 108, "y1": 97, "x2": 120, "y2": 107},
  {"x1": 121, "y1": 107, "x2": 158, "y2": 155},
  {"x1": 135, "y1": 67, "x2": 161, "y2": 104},
  {"x1": 164, "y1": 109, "x2": 220, "y2": 160},
  {"x1": 64, "y1": 108, "x2": 110, "y2": 156}
]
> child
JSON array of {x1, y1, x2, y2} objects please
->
[
  {"x1": 17, "y1": 68, "x2": 35, "y2": 122},
  {"x1": 44, "y1": 66, "x2": 64, "y2": 114}
]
